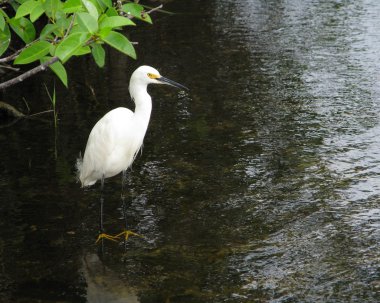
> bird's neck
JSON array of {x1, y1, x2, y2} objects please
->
[{"x1": 130, "y1": 82, "x2": 152, "y2": 125}]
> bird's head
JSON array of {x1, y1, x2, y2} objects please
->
[{"x1": 131, "y1": 65, "x2": 188, "y2": 91}]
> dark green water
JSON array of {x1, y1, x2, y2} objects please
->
[{"x1": 1, "y1": 0, "x2": 380, "y2": 302}]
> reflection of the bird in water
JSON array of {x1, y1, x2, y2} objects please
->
[{"x1": 82, "y1": 253, "x2": 139, "y2": 303}]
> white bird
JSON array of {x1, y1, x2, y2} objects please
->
[{"x1": 77, "y1": 65, "x2": 188, "y2": 188}]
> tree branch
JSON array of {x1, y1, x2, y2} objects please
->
[
  {"x1": 146, "y1": 4, "x2": 163, "y2": 15},
  {"x1": 0, "y1": 15, "x2": 77, "y2": 90},
  {"x1": 0, "y1": 2, "x2": 161, "y2": 91},
  {"x1": 0, "y1": 52, "x2": 20, "y2": 64},
  {"x1": 0, "y1": 101, "x2": 25, "y2": 117},
  {"x1": 0, "y1": 64, "x2": 20, "y2": 71},
  {"x1": 0, "y1": 38, "x2": 40, "y2": 63},
  {"x1": 64, "y1": 14, "x2": 76, "y2": 39},
  {"x1": 122, "y1": 3, "x2": 164, "y2": 19},
  {"x1": 0, "y1": 56, "x2": 59, "y2": 90}
]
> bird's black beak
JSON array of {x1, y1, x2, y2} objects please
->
[{"x1": 158, "y1": 76, "x2": 189, "y2": 91}]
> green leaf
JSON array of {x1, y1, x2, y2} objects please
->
[
  {"x1": 0, "y1": 8, "x2": 8, "y2": 18},
  {"x1": 15, "y1": 0, "x2": 39, "y2": 19},
  {"x1": 62, "y1": 0, "x2": 83, "y2": 14},
  {"x1": 10, "y1": 1, "x2": 20, "y2": 12},
  {"x1": 0, "y1": 12, "x2": 5, "y2": 31},
  {"x1": 77, "y1": 12, "x2": 98, "y2": 34},
  {"x1": 55, "y1": 32, "x2": 90, "y2": 62},
  {"x1": 43, "y1": 0, "x2": 62, "y2": 20},
  {"x1": 41, "y1": 56, "x2": 68, "y2": 87},
  {"x1": 98, "y1": 0, "x2": 111, "y2": 9},
  {"x1": 91, "y1": 43, "x2": 105, "y2": 67},
  {"x1": 9, "y1": 17, "x2": 36, "y2": 43},
  {"x1": 0, "y1": 24, "x2": 11, "y2": 56},
  {"x1": 122, "y1": 3, "x2": 152, "y2": 24},
  {"x1": 99, "y1": 16, "x2": 135, "y2": 29},
  {"x1": 40, "y1": 23, "x2": 58, "y2": 39},
  {"x1": 98, "y1": 12, "x2": 106, "y2": 23},
  {"x1": 74, "y1": 45, "x2": 91, "y2": 56},
  {"x1": 88, "y1": 0, "x2": 101, "y2": 14},
  {"x1": 14, "y1": 40, "x2": 51, "y2": 64},
  {"x1": 49, "y1": 43, "x2": 56, "y2": 56},
  {"x1": 55, "y1": 14, "x2": 71, "y2": 36},
  {"x1": 15, "y1": 0, "x2": 30, "y2": 4},
  {"x1": 89, "y1": 0, "x2": 104, "y2": 13},
  {"x1": 105, "y1": 7, "x2": 118, "y2": 17},
  {"x1": 30, "y1": 3, "x2": 45, "y2": 22},
  {"x1": 82, "y1": 0, "x2": 98, "y2": 19},
  {"x1": 98, "y1": 27, "x2": 111, "y2": 38},
  {"x1": 102, "y1": 31, "x2": 136, "y2": 59}
]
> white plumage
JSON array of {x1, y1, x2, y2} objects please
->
[{"x1": 77, "y1": 65, "x2": 187, "y2": 187}]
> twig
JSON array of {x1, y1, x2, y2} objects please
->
[
  {"x1": 0, "y1": 19, "x2": 92, "y2": 91},
  {"x1": 0, "y1": 118, "x2": 22, "y2": 129},
  {"x1": 0, "y1": 101, "x2": 25, "y2": 117},
  {"x1": 117, "y1": 0, "x2": 124, "y2": 16},
  {"x1": 27, "y1": 109, "x2": 54, "y2": 117},
  {"x1": 0, "y1": 64, "x2": 20, "y2": 71},
  {"x1": 22, "y1": 97, "x2": 30, "y2": 114},
  {"x1": 0, "y1": 56, "x2": 59, "y2": 90},
  {"x1": 64, "y1": 14, "x2": 76, "y2": 39},
  {"x1": 0, "y1": 2, "x2": 160, "y2": 90},
  {"x1": 146, "y1": 4, "x2": 163, "y2": 15},
  {"x1": 0, "y1": 53, "x2": 19, "y2": 63},
  {"x1": 0, "y1": 108, "x2": 55, "y2": 129},
  {"x1": 123, "y1": 3, "x2": 164, "y2": 19},
  {"x1": 0, "y1": 14, "x2": 75, "y2": 64},
  {"x1": 141, "y1": 4, "x2": 175, "y2": 15},
  {"x1": 0, "y1": 38, "x2": 40, "y2": 63}
]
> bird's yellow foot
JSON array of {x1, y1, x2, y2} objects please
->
[
  {"x1": 95, "y1": 233, "x2": 120, "y2": 244},
  {"x1": 114, "y1": 230, "x2": 143, "y2": 241}
]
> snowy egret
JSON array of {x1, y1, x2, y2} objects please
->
[
  {"x1": 77, "y1": 65, "x2": 187, "y2": 187},
  {"x1": 77, "y1": 65, "x2": 188, "y2": 242}
]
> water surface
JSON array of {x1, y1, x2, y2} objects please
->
[{"x1": 0, "y1": 0, "x2": 379, "y2": 302}]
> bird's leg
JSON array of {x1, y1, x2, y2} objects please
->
[
  {"x1": 116, "y1": 198, "x2": 144, "y2": 243},
  {"x1": 100, "y1": 174, "x2": 105, "y2": 192},
  {"x1": 96, "y1": 174, "x2": 119, "y2": 244},
  {"x1": 115, "y1": 173, "x2": 143, "y2": 244},
  {"x1": 121, "y1": 170, "x2": 127, "y2": 199},
  {"x1": 95, "y1": 194, "x2": 118, "y2": 244},
  {"x1": 100, "y1": 174, "x2": 104, "y2": 228}
]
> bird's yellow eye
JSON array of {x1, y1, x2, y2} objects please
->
[{"x1": 147, "y1": 73, "x2": 159, "y2": 79}]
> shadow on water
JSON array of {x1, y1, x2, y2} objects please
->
[{"x1": 0, "y1": 0, "x2": 380, "y2": 302}]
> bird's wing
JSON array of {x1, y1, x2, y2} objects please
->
[{"x1": 80, "y1": 108, "x2": 134, "y2": 182}]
